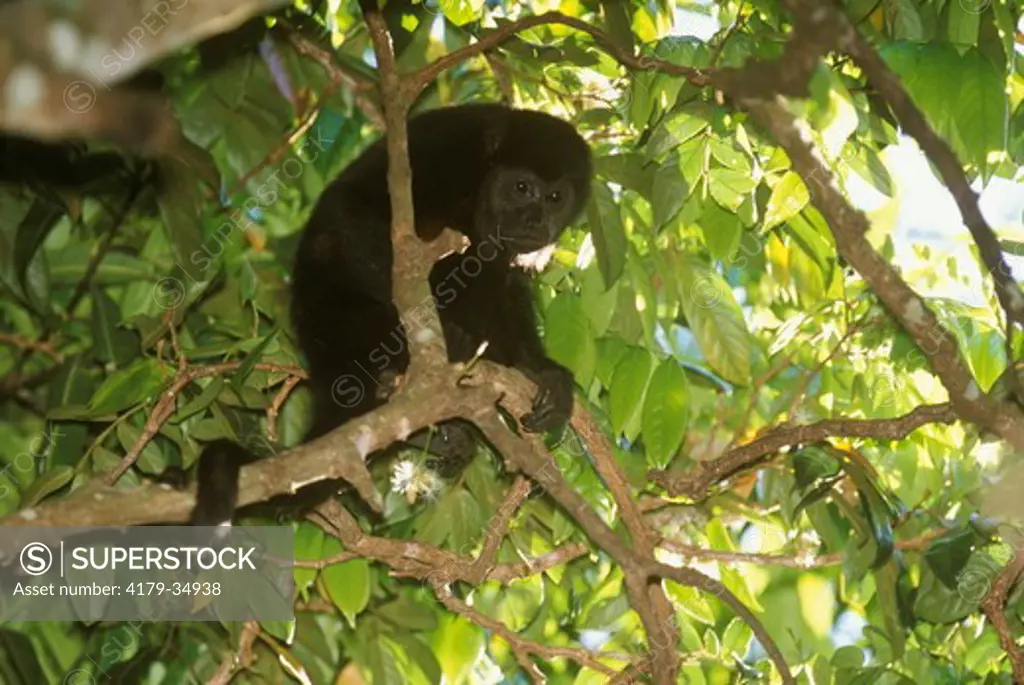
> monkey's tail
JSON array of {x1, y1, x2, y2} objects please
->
[{"x1": 190, "y1": 439, "x2": 258, "y2": 526}]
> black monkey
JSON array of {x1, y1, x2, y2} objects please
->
[{"x1": 191, "y1": 103, "x2": 592, "y2": 525}]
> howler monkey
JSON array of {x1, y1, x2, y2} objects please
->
[{"x1": 191, "y1": 103, "x2": 592, "y2": 525}]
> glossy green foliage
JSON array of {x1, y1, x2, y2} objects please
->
[{"x1": 0, "y1": 0, "x2": 1023, "y2": 682}]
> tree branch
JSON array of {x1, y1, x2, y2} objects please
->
[
  {"x1": 650, "y1": 403, "x2": 958, "y2": 499},
  {"x1": 571, "y1": 407, "x2": 680, "y2": 676},
  {"x1": 360, "y1": 0, "x2": 449, "y2": 375},
  {"x1": 0, "y1": 0, "x2": 288, "y2": 148},
  {"x1": 405, "y1": 11, "x2": 709, "y2": 100},
  {"x1": 817, "y1": 0, "x2": 1024, "y2": 333},
  {"x1": 283, "y1": 29, "x2": 385, "y2": 129},
  {"x1": 309, "y1": 498, "x2": 616, "y2": 680},
  {"x1": 206, "y1": 620, "x2": 260, "y2": 685},
  {"x1": 105, "y1": 361, "x2": 307, "y2": 484},
  {"x1": 657, "y1": 530, "x2": 943, "y2": 569},
  {"x1": 476, "y1": 407, "x2": 794, "y2": 683},
  {"x1": 980, "y1": 554, "x2": 1024, "y2": 681},
  {"x1": 738, "y1": 96, "x2": 1024, "y2": 451}
]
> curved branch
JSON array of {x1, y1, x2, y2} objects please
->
[
  {"x1": 650, "y1": 403, "x2": 959, "y2": 499},
  {"x1": 739, "y1": 97, "x2": 1024, "y2": 451},
  {"x1": 361, "y1": 0, "x2": 449, "y2": 374},
  {"x1": 0, "y1": 0, "x2": 288, "y2": 146},
  {"x1": 407, "y1": 11, "x2": 710, "y2": 99},
  {"x1": 476, "y1": 409, "x2": 794, "y2": 683},
  {"x1": 0, "y1": 367, "x2": 504, "y2": 555},
  {"x1": 980, "y1": 554, "x2": 1024, "y2": 681},
  {"x1": 818, "y1": 0, "x2": 1024, "y2": 331},
  {"x1": 650, "y1": 562, "x2": 791, "y2": 680}
]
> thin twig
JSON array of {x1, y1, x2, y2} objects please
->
[
  {"x1": 206, "y1": 620, "x2": 260, "y2": 685},
  {"x1": 431, "y1": 581, "x2": 622, "y2": 679},
  {"x1": 650, "y1": 403, "x2": 959, "y2": 499},
  {"x1": 267, "y1": 375, "x2": 302, "y2": 443},
  {"x1": 106, "y1": 361, "x2": 306, "y2": 484},
  {"x1": 980, "y1": 554, "x2": 1024, "y2": 681},
  {"x1": 0, "y1": 334, "x2": 62, "y2": 362},
  {"x1": 658, "y1": 529, "x2": 942, "y2": 569}
]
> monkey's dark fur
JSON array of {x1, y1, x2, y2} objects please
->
[{"x1": 191, "y1": 103, "x2": 592, "y2": 525}]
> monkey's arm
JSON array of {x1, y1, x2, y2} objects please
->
[{"x1": 500, "y1": 270, "x2": 574, "y2": 433}]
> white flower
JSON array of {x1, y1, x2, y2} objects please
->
[
  {"x1": 390, "y1": 459, "x2": 446, "y2": 503},
  {"x1": 390, "y1": 460, "x2": 417, "y2": 494}
]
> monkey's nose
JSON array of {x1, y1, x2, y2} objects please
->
[{"x1": 524, "y1": 208, "x2": 544, "y2": 230}]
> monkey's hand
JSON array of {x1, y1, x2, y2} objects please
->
[{"x1": 521, "y1": 365, "x2": 573, "y2": 433}]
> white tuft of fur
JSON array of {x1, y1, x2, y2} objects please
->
[{"x1": 513, "y1": 244, "x2": 556, "y2": 271}]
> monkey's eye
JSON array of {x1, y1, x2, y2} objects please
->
[
  {"x1": 546, "y1": 190, "x2": 562, "y2": 203},
  {"x1": 515, "y1": 181, "x2": 530, "y2": 195}
]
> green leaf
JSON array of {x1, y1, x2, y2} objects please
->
[
  {"x1": 415, "y1": 487, "x2": 482, "y2": 548},
  {"x1": 764, "y1": 171, "x2": 810, "y2": 231},
  {"x1": 602, "y1": 0, "x2": 635, "y2": 53},
  {"x1": 888, "y1": 0, "x2": 924, "y2": 40},
  {"x1": 595, "y1": 337, "x2": 630, "y2": 388},
  {"x1": 156, "y1": 158, "x2": 206, "y2": 282},
  {"x1": 88, "y1": 358, "x2": 167, "y2": 416},
  {"x1": 881, "y1": 42, "x2": 1005, "y2": 169},
  {"x1": 640, "y1": 360, "x2": 689, "y2": 468},
  {"x1": 0, "y1": 629, "x2": 47, "y2": 684},
  {"x1": 433, "y1": 615, "x2": 483, "y2": 685},
  {"x1": 14, "y1": 200, "x2": 62, "y2": 295},
  {"x1": 115, "y1": 422, "x2": 166, "y2": 473},
  {"x1": 844, "y1": 143, "x2": 895, "y2": 197},
  {"x1": 47, "y1": 405, "x2": 116, "y2": 422},
  {"x1": 785, "y1": 208, "x2": 836, "y2": 278},
  {"x1": 913, "y1": 563, "x2": 976, "y2": 624},
  {"x1": 992, "y1": 0, "x2": 1016, "y2": 59},
  {"x1": 49, "y1": 248, "x2": 157, "y2": 285},
  {"x1": 439, "y1": 0, "x2": 485, "y2": 25},
  {"x1": 626, "y1": 253, "x2": 658, "y2": 348},
  {"x1": 377, "y1": 595, "x2": 439, "y2": 631},
  {"x1": 580, "y1": 266, "x2": 618, "y2": 336},
  {"x1": 700, "y1": 199, "x2": 743, "y2": 260},
  {"x1": 719, "y1": 563, "x2": 762, "y2": 612},
  {"x1": 230, "y1": 328, "x2": 278, "y2": 395},
  {"x1": 544, "y1": 293, "x2": 597, "y2": 389},
  {"x1": 673, "y1": 254, "x2": 753, "y2": 385},
  {"x1": 594, "y1": 153, "x2": 654, "y2": 197},
  {"x1": 793, "y1": 445, "x2": 841, "y2": 489},
  {"x1": 665, "y1": 580, "x2": 715, "y2": 625},
  {"x1": 172, "y1": 377, "x2": 225, "y2": 424},
  {"x1": 293, "y1": 522, "x2": 325, "y2": 597},
  {"x1": 582, "y1": 594, "x2": 631, "y2": 629},
  {"x1": 587, "y1": 183, "x2": 628, "y2": 286},
  {"x1": 90, "y1": 287, "x2": 139, "y2": 366},
  {"x1": 721, "y1": 617, "x2": 752, "y2": 656},
  {"x1": 392, "y1": 633, "x2": 443, "y2": 684},
  {"x1": 322, "y1": 545, "x2": 371, "y2": 626},
  {"x1": 947, "y1": 0, "x2": 979, "y2": 46},
  {"x1": 832, "y1": 645, "x2": 865, "y2": 669},
  {"x1": 807, "y1": 66, "x2": 859, "y2": 156},
  {"x1": 708, "y1": 168, "x2": 758, "y2": 212},
  {"x1": 954, "y1": 48, "x2": 1006, "y2": 171},
  {"x1": 448, "y1": 488, "x2": 483, "y2": 551},
  {"x1": 20, "y1": 466, "x2": 74, "y2": 508},
  {"x1": 709, "y1": 137, "x2": 750, "y2": 171},
  {"x1": 652, "y1": 158, "x2": 689, "y2": 228},
  {"x1": 647, "y1": 109, "x2": 709, "y2": 158},
  {"x1": 924, "y1": 528, "x2": 977, "y2": 589},
  {"x1": 608, "y1": 346, "x2": 654, "y2": 438},
  {"x1": 840, "y1": 453, "x2": 898, "y2": 569},
  {"x1": 789, "y1": 233, "x2": 828, "y2": 306}
]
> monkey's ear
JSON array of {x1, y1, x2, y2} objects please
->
[{"x1": 481, "y1": 114, "x2": 508, "y2": 160}]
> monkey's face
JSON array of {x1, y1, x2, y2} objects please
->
[{"x1": 475, "y1": 167, "x2": 578, "y2": 255}]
